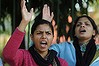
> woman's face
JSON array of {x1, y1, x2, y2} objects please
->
[
  {"x1": 75, "y1": 17, "x2": 95, "y2": 42},
  {"x1": 31, "y1": 24, "x2": 53, "y2": 53}
]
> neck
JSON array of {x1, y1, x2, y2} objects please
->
[
  {"x1": 39, "y1": 51, "x2": 48, "y2": 58},
  {"x1": 34, "y1": 48, "x2": 48, "y2": 58},
  {"x1": 79, "y1": 38, "x2": 91, "y2": 45}
]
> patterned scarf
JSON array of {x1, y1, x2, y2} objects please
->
[{"x1": 73, "y1": 37, "x2": 96, "y2": 66}]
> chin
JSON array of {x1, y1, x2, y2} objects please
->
[
  {"x1": 40, "y1": 48, "x2": 48, "y2": 52},
  {"x1": 78, "y1": 36, "x2": 86, "y2": 39}
]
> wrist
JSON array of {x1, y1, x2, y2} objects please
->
[{"x1": 18, "y1": 20, "x2": 28, "y2": 32}]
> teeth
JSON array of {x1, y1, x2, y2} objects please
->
[
  {"x1": 41, "y1": 41, "x2": 46, "y2": 43},
  {"x1": 40, "y1": 41, "x2": 47, "y2": 45}
]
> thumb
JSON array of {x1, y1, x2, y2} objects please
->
[{"x1": 30, "y1": 8, "x2": 33, "y2": 15}]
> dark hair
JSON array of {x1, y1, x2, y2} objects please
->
[
  {"x1": 31, "y1": 15, "x2": 54, "y2": 36},
  {"x1": 72, "y1": 15, "x2": 98, "y2": 37}
]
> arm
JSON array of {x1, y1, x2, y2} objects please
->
[
  {"x1": 2, "y1": 0, "x2": 33, "y2": 63},
  {"x1": 18, "y1": 0, "x2": 33, "y2": 32},
  {"x1": 2, "y1": 28, "x2": 25, "y2": 63}
]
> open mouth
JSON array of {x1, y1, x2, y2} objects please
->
[
  {"x1": 80, "y1": 30, "x2": 86, "y2": 33},
  {"x1": 40, "y1": 41, "x2": 47, "y2": 45},
  {"x1": 40, "y1": 41, "x2": 48, "y2": 48}
]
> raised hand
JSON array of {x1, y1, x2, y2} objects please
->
[
  {"x1": 18, "y1": 0, "x2": 33, "y2": 32},
  {"x1": 42, "y1": 4, "x2": 54, "y2": 22},
  {"x1": 21, "y1": 0, "x2": 33, "y2": 23}
]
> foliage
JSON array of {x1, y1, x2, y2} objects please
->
[{"x1": 0, "y1": 0, "x2": 99, "y2": 42}]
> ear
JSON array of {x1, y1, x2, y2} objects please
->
[
  {"x1": 92, "y1": 30, "x2": 96, "y2": 36},
  {"x1": 30, "y1": 34, "x2": 34, "y2": 41}
]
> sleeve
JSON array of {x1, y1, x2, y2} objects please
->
[
  {"x1": 49, "y1": 44, "x2": 60, "y2": 56},
  {"x1": 2, "y1": 28, "x2": 25, "y2": 64},
  {"x1": 49, "y1": 42, "x2": 76, "y2": 66},
  {"x1": 49, "y1": 42, "x2": 65, "y2": 56}
]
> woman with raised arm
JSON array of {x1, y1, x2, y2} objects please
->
[{"x1": 2, "y1": 0, "x2": 68, "y2": 66}]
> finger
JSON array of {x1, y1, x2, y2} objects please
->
[
  {"x1": 30, "y1": 8, "x2": 34, "y2": 21},
  {"x1": 43, "y1": 4, "x2": 46, "y2": 17},
  {"x1": 23, "y1": 0, "x2": 27, "y2": 11},
  {"x1": 51, "y1": 12, "x2": 54, "y2": 20},
  {"x1": 47, "y1": 6, "x2": 50, "y2": 16},
  {"x1": 23, "y1": 0, "x2": 26, "y2": 8},
  {"x1": 43, "y1": 4, "x2": 47, "y2": 19},
  {"x1": 21, "y1": 0, "x2": 24, "y2": 9},
  {"x1": 44, "y1": 4, "x2": 47, "y2": 15},
  {"x1": 23, "y1": 1, "x2": 29, "y2": 13},
  {"x1": 21, "y1": 0, "x2": 26, "y2": 10}
]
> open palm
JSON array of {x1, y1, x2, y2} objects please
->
[
  {"x1": 21, "y1": 0, "x2": 33, "y2": 23},
  {"x1": 42, "y1": 4, "x2": 54, "y2": 22}
]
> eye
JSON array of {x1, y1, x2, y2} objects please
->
[
  {"x1": 46, "y1": 32, "x2": 52, "y2": 35},
  {"x1": 85, "y1": 23, "x2": 90, "y2": 26},
  {"x1": 36, "y1": 32, "x2": 42, "y2": 35},
  {"x1": 76, "y1": 23, "x2": 81, "y2": 27}
]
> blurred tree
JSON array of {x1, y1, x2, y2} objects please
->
[{"x1": 0, "y1": 0, "x2": 99, "y2": 48}]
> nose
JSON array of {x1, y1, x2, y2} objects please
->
[
  {"x1": 81, "y1": 24, "x2": 85, "y2": 28},
  {"x1": 41, "y1": 33, "x2": 46, "y2": 39}
]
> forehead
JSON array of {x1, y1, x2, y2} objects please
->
[
  {"x1": 77, "y1": 17, "x2": 90, "y2": 23},
  {"x1": 36, "y1": 24, "x2": 52, "y2": 31}
]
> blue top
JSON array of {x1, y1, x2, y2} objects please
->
[
  {"x1": 0, "y1": 58, "x2": 3, "y2": 66},
  {"x1": 49, "y1": 42, "x2": 99, "y2": 66},
  {"x1": 49, "y1": 42, "x2": 76, "y2": 66}
]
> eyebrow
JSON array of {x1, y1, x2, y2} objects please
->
[
  {"x1": 36, "y1": 30, "x2": 52, "y2": 32},
  {"x1": 77, "y1": 21, "x2": 90, "y2": 23}
]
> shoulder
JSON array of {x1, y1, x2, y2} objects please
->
[
  {"x1": 51, "y1": 41, "x2": 72, "y2": 46},
  {"x1": 50, "y1": 41, "x2": 74, "y2": 50},
  {"x1": 90, "y1": 50, "x2": 99, "y2": 66}
]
